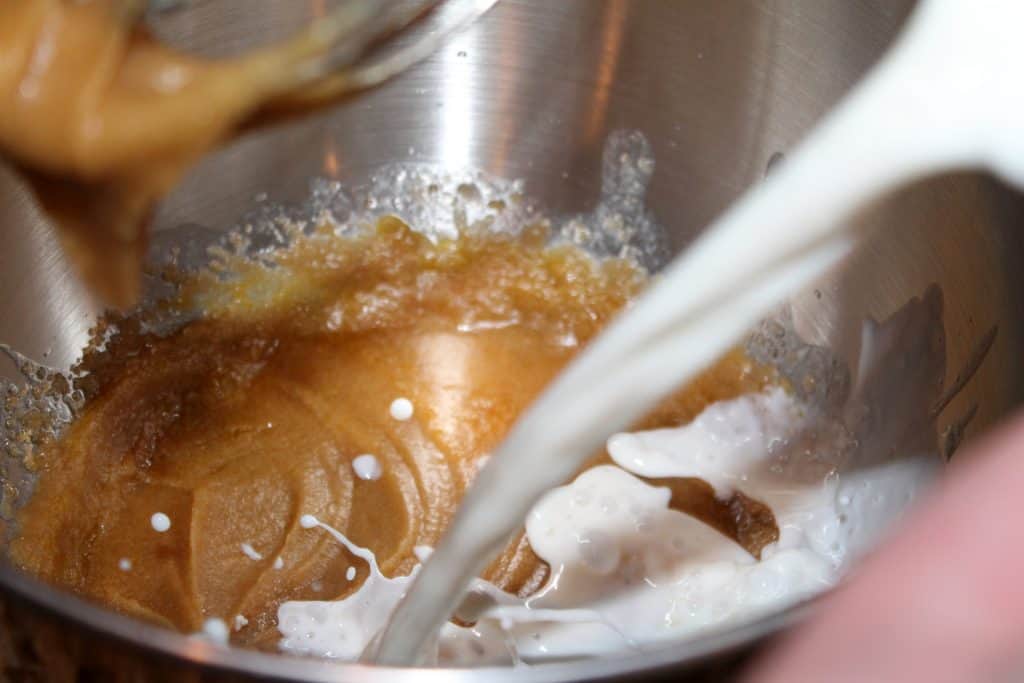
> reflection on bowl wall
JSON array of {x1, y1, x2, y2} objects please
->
[{"x1": 0, "y1": 1, "x2": 1023, "y2": 681}]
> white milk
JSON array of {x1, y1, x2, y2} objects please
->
[{"x1": 279, "y1": 389, "x2": 940, "y2": 665}]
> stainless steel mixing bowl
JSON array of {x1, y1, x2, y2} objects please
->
[{"x1": 1, "y1": 1, "x2": 1023, "y2": 680}]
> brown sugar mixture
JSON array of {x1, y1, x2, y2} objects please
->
[
  {"x1": 0, "y1": 0, "x2": 379, "y2": 308},
  {"x1": 10, "y1": 217, "x2": 778, "y2": 648}
]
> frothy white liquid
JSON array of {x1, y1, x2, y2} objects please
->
[{"x1": 278, "y1": 389, "x2": 940, "y2": 664}]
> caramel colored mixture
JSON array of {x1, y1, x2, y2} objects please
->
[
  {"x1": 0, "y1": 0, "x2": 364, "y2": 307},
  {"x1": 11, "y1": 219, "x2": 777, "y2": 647}
]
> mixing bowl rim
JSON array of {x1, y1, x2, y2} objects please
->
[{"x1": 0, "y1": 557, "x2": 813, "y2": 680}]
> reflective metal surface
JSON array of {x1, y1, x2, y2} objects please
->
[{"x1": 2, "y1": 0, "x2": 1024, "y2": 680}]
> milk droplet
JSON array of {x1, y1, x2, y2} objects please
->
[
  {"x1": 118, "y1": 558, "x2": 132, "y2": 571},
  {"x1": 346, "y1": 566, "x2": 357, "y2": 581},
  {"x1": 150, "y1": 512, "x2": 171, "y2": 533},
  {"x1": 201, "y1": 618, "x2": 229, "y2": 644},
  {"x1": 233, "y1": 614, "x2": 249, "y2": 631},
  {"x1": 240, "y1": 543, "x2": 263, "y2": 561},
  {"x1": 352, "y1": 454, "x2": 383, "y2": 481},
  {"x1": 300, "y1": 514, "x2": 319, "y2": 529},
  {"x1": 273, "y1": 557, "x2": 285, "y2": 570},
  {"x1": 389, "y1": 397, "x2": 414, "y2": 421}
]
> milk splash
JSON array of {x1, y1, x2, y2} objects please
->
[
  {"x1": 278, "y1": 387, "x2": 939, "y2": 665},
  {"x1": 276, "y1": 283, "x2": 992, "y2": 666},
  {"x1": 279, "y1": 515, "x2": 418, "y2": 660},
  {"x1": 279, "y1": 516, "x2": 600, "y2": 665}
]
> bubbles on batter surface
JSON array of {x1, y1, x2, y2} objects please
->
[
  {"x1": 1, "y1": 131, "x2": 670, "y2": 481},
  {"x1": 0, "y1": 345, "x2": 83, "y2": 534},
  {"x1": 148, "y1": 130, "x2": 670, "y2": 292},
  {"x1": 559, "y1": 129, "x2": 668, "y2": 269}
]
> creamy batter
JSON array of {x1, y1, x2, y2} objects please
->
[{"x1": 9, "y1": 216, "x2": 777, "y2": 651}]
